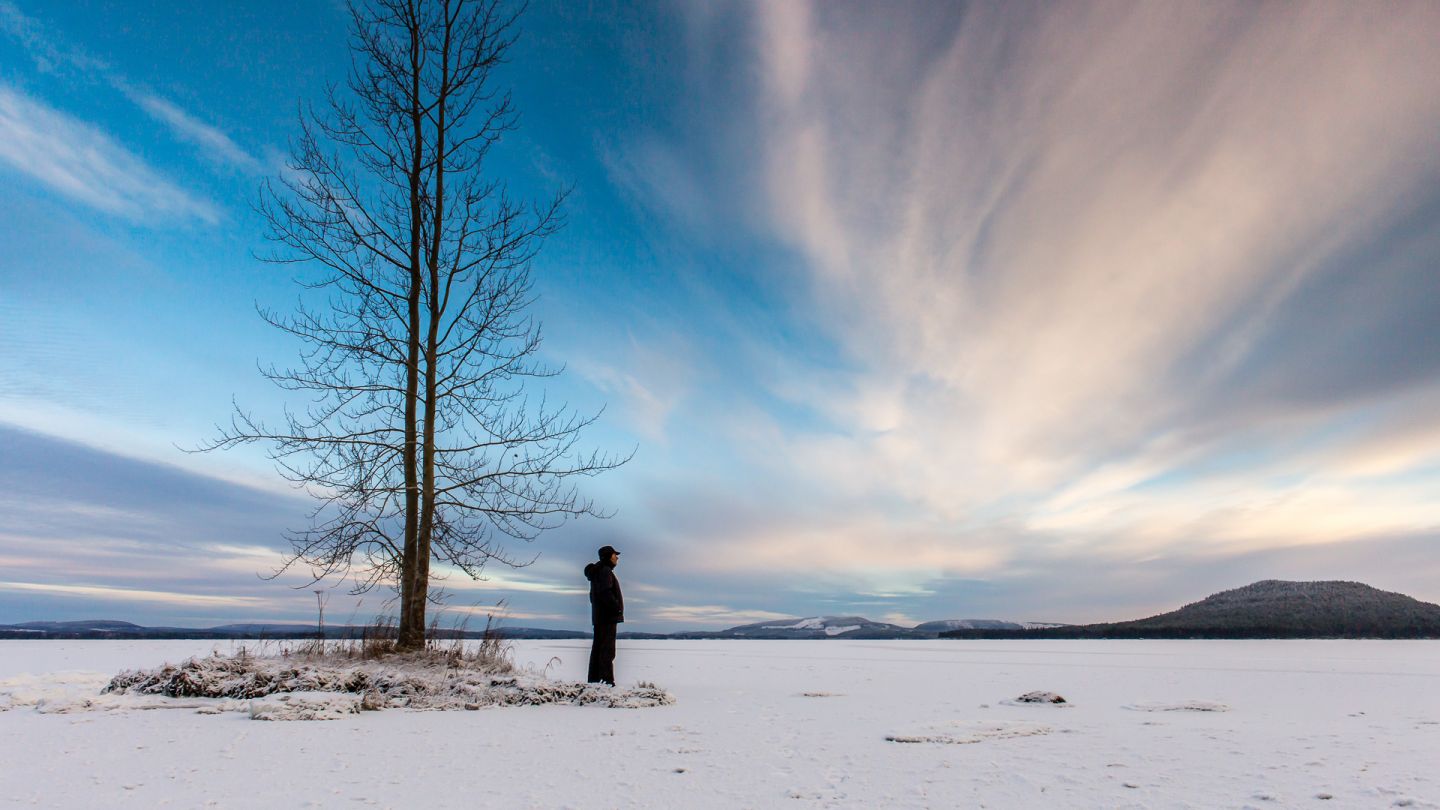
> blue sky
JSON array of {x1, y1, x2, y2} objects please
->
[{"x1": 2, "y1": 0, "x2": 1439, "y2": 632}]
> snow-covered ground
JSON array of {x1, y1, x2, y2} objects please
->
[{"x1": 1, "y1": 639, "x2": 1437, "y2": 808}]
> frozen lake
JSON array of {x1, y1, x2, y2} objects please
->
[{"x1": 2, "y1": 639, "x2": 1437, "y2": 808}]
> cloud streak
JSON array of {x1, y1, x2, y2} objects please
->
[
  {"x1": 645, "y1": 604, "x2": 794, "y2": 627},
  {"x1": 729, "y1": 1, "x2": 1440, "y2": 532},
  {"x1": 0, "y1": 0, "x2": 108, "y2": 75},
  {"x1": 0, "y1": 581, "x2": 267, "y2": 609},
  {"x1": 0, "y1": 426, "x2": 611, "y2": 627},
  {"x1": 753, "y1": 0, "x2": 1440, "y2": 497},
  {"x1": 0, "y1": 83, "x2": 219, "y2": 223},
  {"x1": 124, "y1": 88, "x2": 262, "y2": 172},
  {"x1": 0, "y1": 0, "x2": 261, "y2": 204}
]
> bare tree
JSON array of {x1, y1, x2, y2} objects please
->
[{"x1": 208, "y1": 0, "x2": 627, "y2": 649}]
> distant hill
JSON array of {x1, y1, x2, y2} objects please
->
[
  {"x1": 0, "y1": 620, "x2": 235, "y2": 638},
  {"x1": 8, "y1": 620, "x2": 149, "y2": 633},
  {"x1": 669, "y1": 615, "x2": 922, "y2": 640},
  {"x1": 666, "y1": 615, "x2": 1063, "y2": 640},
  {"x1": 940, "y1": 580, "x2": 1440, "y2": 639},
  {"x1": 914, "y1": 619, "x2": 1068, "y2": 632}
]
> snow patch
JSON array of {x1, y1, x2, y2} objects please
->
[
  {"x1": 1123, "y1": 700, "x2": 1230, "y2": 713},
  {"x1": 0, "y1": 670, "x2": 284, "y2": 716},
  {"x1": 249, "y1": 691, "x2": 361, "y2": 721},
  {"x1": 0, "y1": 671, "x2": 112, "y2": 712},
  {"x1": 887, "y1": 721, "x2": 1051, "y2": 744},
  {"x1": 758, "y1": 617, "x2": 868, "y2": 633},
  {"x1": 767, "y1": 618, "x2": 826, "y2": 630}
]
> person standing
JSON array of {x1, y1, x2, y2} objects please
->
[{"x1": 585, "y1": 545, "x2": 624, "y2": 685}]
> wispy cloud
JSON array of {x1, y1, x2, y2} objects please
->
[
  {"x1": 0, "y1": 581, "x2": 267, "y2": 609},
  {"x1": 576, "y1": 335, "x2": 692, "y2": 443},
  {"x1": 124, "y1": 88, "x2": 262, "y2": 172},
  {"x1": 0, "y1": 0, "x2": 108, "y2": 75},
  {"x1": 0, "y1": 422, "x2": 611, "y2": 628},
  {"x1": 1, "y1": 1, "x2": 261, "y2": 179},
  {"x1": 435, "y1": 566, "x2": 588, "y2": 597},
  {"x1": 646, "y1": 604, "x2": 794, "y2": 627},
  {"x1": 0, "y1": 83, "x2": 220, "y2": 223},
  {"x1": 751, "y1": 0, "x2": 1440, "y2": 498},
  {"x1": 438, "y1": 604, "x2": 573, "y2": 623},
  {"x1": 684, "y1": 517, "x2": 1007, "y2": 586}
]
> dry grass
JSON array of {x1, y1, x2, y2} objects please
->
[{"x1": 276, "y1": 613, "x2": 513, "y2": 673}]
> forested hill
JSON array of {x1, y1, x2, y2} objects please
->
[{"x1": 940, "y1": 580, "x2": 1440, "y2": 639}]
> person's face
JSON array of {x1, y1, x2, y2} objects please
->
[{"x1": 610, "y1": 553, "x2": 620, "y2": 566}]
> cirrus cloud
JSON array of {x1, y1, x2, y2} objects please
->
[{"x1": 0, "y1": 83, "x2": 220, "y2": 223}]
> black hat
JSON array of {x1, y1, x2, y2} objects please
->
[{"x1": 597, "y1": 545, "x2": 621, "y2": 559}]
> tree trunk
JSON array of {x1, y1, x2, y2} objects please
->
[
  {"x1": 412, "y1": 9, "x2": 451, "y2": 649},
  {"x1": 397, "y1": 1, "x2": 428, "y2": 650}
]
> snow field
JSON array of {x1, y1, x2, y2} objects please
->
[{"x1": 1, "y1": 639, "x2": 1437, "y2": 808}]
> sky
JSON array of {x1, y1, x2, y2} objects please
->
[{"x1": 2, "y1": 0, "x2": 1439, "y2": 633}]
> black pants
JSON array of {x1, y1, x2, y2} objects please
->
[{"x1": 588, "y1": 622, "x2": 617, "y2": 685}]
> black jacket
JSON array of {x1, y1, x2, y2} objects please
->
[{"x1": 584, "y1": 561, "x2": 624, "y2": 625}]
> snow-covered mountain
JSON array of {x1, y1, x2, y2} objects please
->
[
  {"x1": 916, "y1": 619, "x2": 1014, "y2": 632},
  {"x1": 667, "y1": 615, "x2": 1063, "y2": 639},
  {"x1": 743, "y1": 616, "x2": 904, "y2": 637},
  {"x1": 669, "y1": 615, "x2": 910, "y2": 639},
  {"x1": 914, "y1": 619, "x2": 1070, "y2": 632}
]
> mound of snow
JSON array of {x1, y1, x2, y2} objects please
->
[
  {"x1": 250, "y1": 691, "x2": 361, "y2": 721},
  {"x1": 0, "y1": 671, "x2": 112, "y2": 712},
  {"x1": 101, "y1": 652, "x2": 675, "y2": 717}
]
